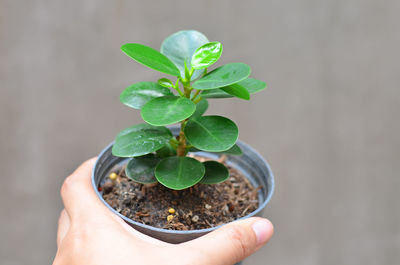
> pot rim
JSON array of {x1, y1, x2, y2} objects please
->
[{"x1": 91, "y1": 140, "x2": 274, "y2": 235}]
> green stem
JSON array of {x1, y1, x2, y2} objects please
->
[
  {"x1": 174, "y1": 79, "x2": 184, "y2": 96},
  {"x1": 176, "y1": 120, "x2": 188, "y2": 156},
  {"x1": 191, "y1": 90, "x2": 201, "y2": 101},
  {"x1": 193, "y1": 96, "x2": 203, "y2": 104}
]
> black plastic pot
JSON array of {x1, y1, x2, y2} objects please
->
[{"x1": 91, "y1": 127, "x2": 274, "y2": 244}]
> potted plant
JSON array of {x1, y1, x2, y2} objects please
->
[{"x1": 92, "y1": 30, "x2": 274, "y2": 246}]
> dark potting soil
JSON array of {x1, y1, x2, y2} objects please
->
[{"x1": 101, "y1": 155, "x2": 260, "y2": 230}]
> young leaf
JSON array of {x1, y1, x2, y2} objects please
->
[
  {"x1": 120, "y1": 82, "x2": 174, "y2": 109},
  {"x1": 112, "y1": 124, "x2": 172, "y2": 157},
  {"x1": 191, "y1": 42, "x2": 223, "y2": 70},
  {"x1": 190, "y1": 98, "x2": 208, "y2": 118},
  {"x1": 200, "y1": 161, "x2": 229, "y2": 184},
  {"x1": 121, "y1": 43, "x2": 180, "y2": 76},
  {"x1": 220, "y1": 83, "x2": 250, "y2": 100},
  {"x1": 160, "y1": 30, "x2": 209, "y2": 80},
  {"x1": 125, "y1": 154, "x2": 159, "y2": 184},
  {"x1": 158, "y1": 78, "x2": 174, "y2": 88},
  {"x1": 155, "y1": 156, "x2": 205, "y2": 190},
  {"x1": 192, "y1": 63, "x2": 251, "y2": 90},
  {"x1": 141, "y1": 96, "x2": 195, "y2": 126},
  {"x1": 184, "y1": 115, "x2": 238, "y2": 152},
  {"x1": 201, "y1": 78, "x2": 267, "y2": 99}
]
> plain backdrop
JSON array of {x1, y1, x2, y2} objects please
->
[{"x1": 1, "y1": 0, "x2": 399, "y2": 264}]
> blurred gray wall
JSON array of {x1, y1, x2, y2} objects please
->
[{"x1": 1, "y1": 0, "x2": 399, "y2": 264}]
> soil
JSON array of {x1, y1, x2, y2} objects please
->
[{"x1": 101, "y1": 155, "x2": 260, "y2": 230}]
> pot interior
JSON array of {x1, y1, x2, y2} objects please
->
[{"x1": 92, "y1": 127, "x2": 274, "y2": 243}]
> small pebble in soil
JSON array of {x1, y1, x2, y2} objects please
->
[
  {"x1": 168, "y1": 208, "x2": 176, "y2": 214},
  {"x1": 192, "y1": 215, "x2": 199, "y2": 222},
  {"x1": 205, "y1": 204, "x2": 212, "y2": 210},
  {"x1": 167, "y1": 215, "x2": 174, "y2": 222},
  {"x1": 109, "y1": 172, "x2": 118, "y2": 181}
]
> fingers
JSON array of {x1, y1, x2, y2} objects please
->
[
  {"x1": 183, "y1": 217, "x2": 273, "y2": 265},
  {"x1": 61, "y1": 158, "x2": 111, "y2": 222},
  {"x1": 59, "y1": 158, "x2": 169, "y2": 245},
  {"x1": 57, "y1": 209, "x2": 70, "y2": 247}
]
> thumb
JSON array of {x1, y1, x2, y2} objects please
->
[{"x1": 183, "y1": 217, "x2": 273, "y2": 265}]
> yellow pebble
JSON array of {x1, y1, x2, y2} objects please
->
[
  {"x1": 168, "y1": 208, "x2": 176, "y2": 214},
  {"x1": 109, "y1": 172, "x2": 117, "y2": 180},
  {"x1": 167, "y1": 215, "x2": 174, "y2": 222}
]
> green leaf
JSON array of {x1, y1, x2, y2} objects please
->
[
  {"x1": 158, "y1": 78, "x2": 174, "y2": 88},
  {"x1": 200, "y1": 161, "x2": 229, "y2": 184},
  {"x1": 191, "y1": 42, "x2": 223, "y2": 70},
  {"x1": 156, "y1": 142, "x2": 177, "y2": 157},
  {"x1": 112, "y1": 124, "x2": 172, "y2": 157},
  {"x1": 141, "y1": 96, "x2": 195, "y2": 126},
  {"x1": 189, "y1": 143, "x2": 242, "y2": 155},
  {"x1": 200, "y1": 88, "x2": 233, "y2": 98},
  {"x1": 201, "y1": 78, "x2": 266, "y2": 99},
  {"x1": 160, "y1": 30, "x2": 209, "y2": 80},
  {"x1": 190, "y1": 98, "x2": 208, "y2": 118},
  {"x1": 121, "y1": 43, "x2": 180, "y2": 76},
  {"x1": 120, "y1": 82, "x2": 174, "y2": 109},
  {"x1": 218, "y1": 144, "x2": 242, "y2": 155},
  {"x1": 237, "y1": 78, "x2": 267, "y2": 94},
  {"x1": 125, "y1": 154, "x2": 159, "y2": 184},
  {"x1": 221, "y1": 83, "x2": 250, "y2": 100},
  {"x1": 155, "y1": 156, "x2": 205, "y2": 190},
  {"x1": 184, "y1": 115, "x2": 238, "y2": 152},
  {"x1": 192, "y1": 63, "x2": 251, "y2": 90}
]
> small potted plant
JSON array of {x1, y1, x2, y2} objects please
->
[{"x1": 92, "y1": 30, "x2": 274, "y2": 245}]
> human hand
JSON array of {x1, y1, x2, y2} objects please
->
[{"x1": 54, "y1": 158, "x2": 274, "y2": 265}]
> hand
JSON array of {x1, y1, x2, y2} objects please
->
[{"x1": 54, "y1": 158, "x2": 273, "y2": 265}]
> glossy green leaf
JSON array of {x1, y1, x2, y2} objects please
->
[
  {"x1": 184, "y1": 115, "x2": 238, "y2": 152},
  {"x1": 192, "y1": 63, "x2": 251, "y2": 90},
  {"x1": 191, "y1": 42, "x2": 223, "y2": 70},
  {"x1": 155, "y1": 156, "x2": 205, "y2": 190},
  {"x1": 189, "y1": 143, "x2": 242, "y2": 155},
  {"x1": 120, "y1": 82, "x2": 174, "y2": 109},
  {"x1": 158, "y1": 78, "x2": 174, "y2": 88},
  {"x1": 121, "y1": 43, "x2": 180, "y2": 76},
  {"x1": 200, "y1": 88, "x2": 233, "y2": 98},
  {"x1": 238, "y1": 78, "x2": 267, "y2": 94},
  {"x1": 160, "y1": 30, "x2": 209, "y2": 80},
  {"x1": 201, "y1": 78, "x2": 266, "y2": 98},
  {"x1": 141, "y1": 96, "x2": 195, "y2": 126},
  {"x1": 221, "y1": 83, "x2": 250, "y2": 100},
  {"x1": 112, "y1": 124, "x2": 172, "y2": 157},
  {"x1": 125, "y1": 154, "x2": 159, "y2": 184},
  {"x1": 200, "y1": 161, "x2": 229, "y2": 184},
  {"x1": 156, "y1": 142, "x2": 177, "y2": 157},
  {"x1": 218, "y1": 144, "x2": 242, "y2": 155},
  {"x1": 190, "y1": 98, "x2": 208, "y2": 118}
]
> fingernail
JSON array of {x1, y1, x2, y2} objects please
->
[{"x1": 252, "y1": 219, "x2": 271, "y2": 245}]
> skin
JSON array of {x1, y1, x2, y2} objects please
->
[{"x1": 54, "y1": 158, "x2": 274, "y2": 265}]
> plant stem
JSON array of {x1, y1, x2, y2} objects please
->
[
  {"x1": 174, "y1": 79, "x2": 184, "y2": 96},
  {"x1": 177, "y1": 120, "x2": 187, "y2": 156},
  {"x1": 191, "y1": 90, "x2": 201, "y2": 101},
  {"x1": 193, "y1": 96, "x2": 203, "y2": 104}
]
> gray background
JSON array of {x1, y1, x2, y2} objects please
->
[{"x1": 1, "y1": 0, "x2": 399, "y2": 264}]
